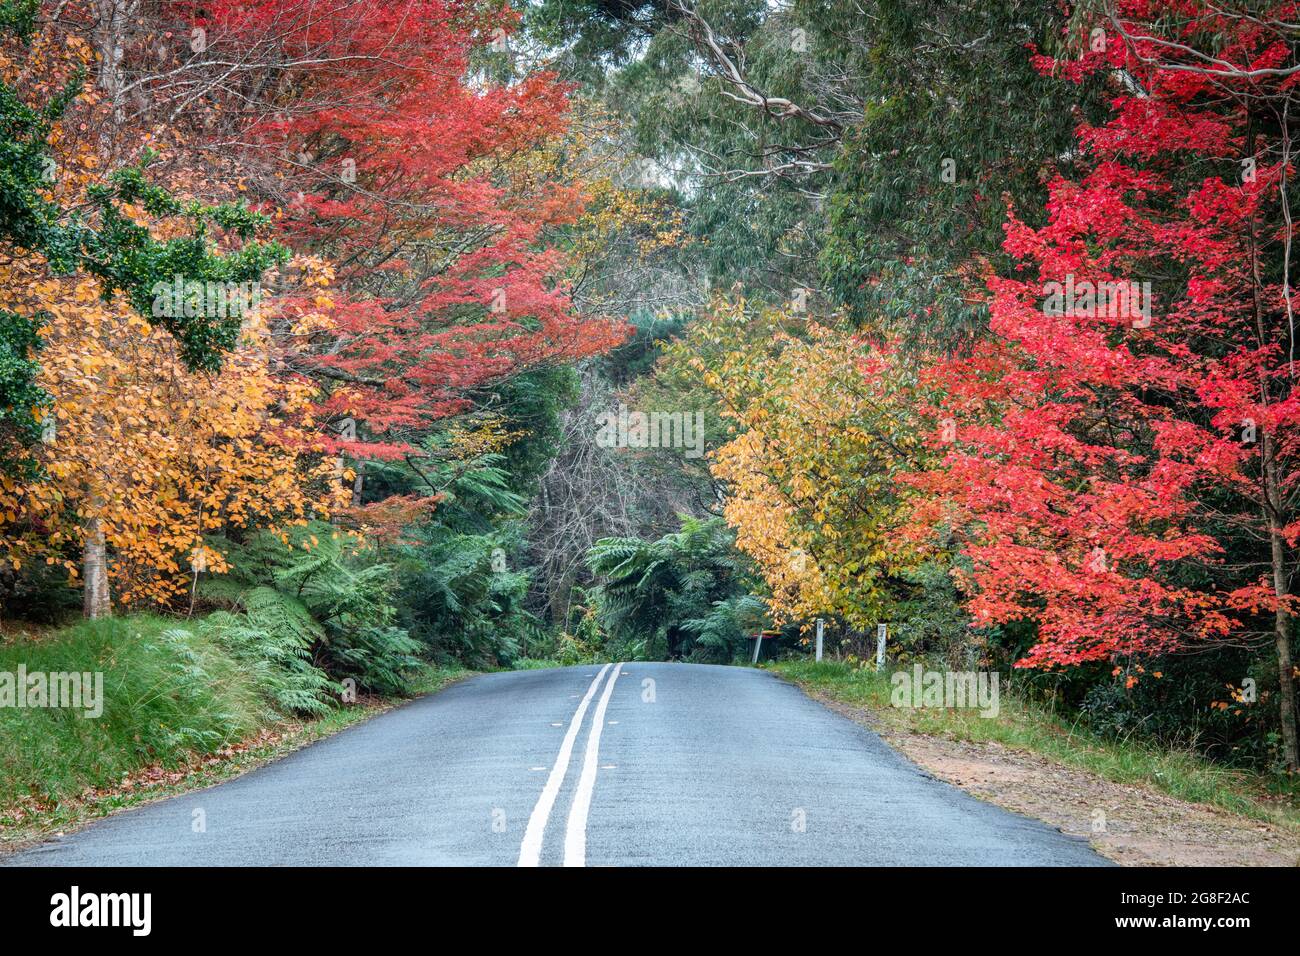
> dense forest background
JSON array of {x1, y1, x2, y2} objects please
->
[{"x1": 4, "y1": 0, "x2": 1300, "y2": 787}]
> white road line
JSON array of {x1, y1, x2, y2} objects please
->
[
  {"x1": 562, "y1": 661, "x2": 625, "y2": 867},
  {"x1": 517, "y1": 663, "x2": 612, "y2": 867}
]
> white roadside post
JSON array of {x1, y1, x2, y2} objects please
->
[
  {"x1": 815, "y1": 618, "x2": 824, "y2": 662},
  {"x1": 752, "y1": 631, "x2": 763, "y2": 665},
  {"x1": 875, "y1": 623, "x2": 887, "y2": 671}
]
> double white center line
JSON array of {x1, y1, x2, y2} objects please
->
[{"x1": 517, "y1": 663, "x2": 624, "y2": 867}]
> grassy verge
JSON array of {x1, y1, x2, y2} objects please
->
[
  {"x1": 0, "y1": 614, "x2": 472, "y2": 850},
  {"x1": 769, "y1": 659, "x2": 1300, "y2": 828},
  {"x1": 508, "y1": 657, "x2": 601, "y2": 670}
]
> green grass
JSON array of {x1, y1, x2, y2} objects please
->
[
  {"x1": 0, "y1": 614, "x2": 264, "y2": 809},
  {"x1": 769, "y1": 659, "x2": 1300, "y2": 828},
  {"x1": 506, "y1": 657, "x2": 561, "y2": 670},
  {"x1": 508, "y1": 657, "x2": 585, "y2": 670},
  {"x1": 0, "y1": 615, "x2": 475, "y2": 845},
  {"x1": 405, "y1": 662, "x2": 476, "y2": 695}
]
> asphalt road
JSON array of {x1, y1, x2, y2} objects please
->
[{"x1": 5, "y1": 663, "x2": 1106, "y2": 866}]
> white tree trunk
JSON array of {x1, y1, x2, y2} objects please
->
[{"x1": 82, "y1": 515, "x2": 112, "y2": 619}]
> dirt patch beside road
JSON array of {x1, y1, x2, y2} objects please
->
[{"x1": 812, "y1": 693, "x2": 1300, "y2": 867}]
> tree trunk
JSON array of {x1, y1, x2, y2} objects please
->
[
  {"x1": 95, "y1": 0, "x2": 130, "y2": 117},
  {"x1": 549, "y1": 568, "x2": 573, "y2": 630},
  {"x1": 82, "y1": 516, "x2": 112, "y2": 620},
  {"x1": 1268, "y1": 522, "x2": 1299, "y2": 772},
  {"x1": 1264, "y1": 432, "x2": 1299, "y2": 771},
  {"x1": 351, "y1": 461, "x2": 365, "y2": 507}
]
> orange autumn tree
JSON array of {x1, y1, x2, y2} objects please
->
[{"x1": 0, "y1": 260, "x2": 346, "y2": 615}]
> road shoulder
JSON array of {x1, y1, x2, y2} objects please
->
[
  {"x1": 0, "y1": 668, "x2": 474, "y2": 858},
  {"x1": 789, "y1": 681, "x2": 1300, "y2": 867}
]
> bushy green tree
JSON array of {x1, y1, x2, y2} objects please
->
[
  {"x1": 381, "y1": 451, "x2": 547, "y2": 666},
  {"x1": 587, "y1": 515, "x2": 766, "y2": 661},
  {"x1": 396, "y1": 524, "x2": 541, "y2": 667},
  {"x1": 818, "y1": 0, "x2": 1105, "y2": 347}
]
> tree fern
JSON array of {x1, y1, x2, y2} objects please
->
[
  {"x1": 586, "y1": 516, "x2": 769, "y2": 662},
  {"x1": 199, "y1": 521, "x2": 421, "y2": 695},
  {"x1": 394, "y1": 523, "x2": 540, "y2": 667}
]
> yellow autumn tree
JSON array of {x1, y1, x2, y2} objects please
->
[
  {"x1": 669, "y1": 298, "x2": 928, "y2": 629},
  {"x1": 0, "y1": 258, "x2": 347, "y2": 614}
]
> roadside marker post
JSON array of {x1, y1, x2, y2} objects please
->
[
  {"x1": 875, "y1": 623, "x2": 887, "y2": 671},
  {"x1": 752, "y1": 630, "x2": 779, "y2": 665},
  {"x1": 815, "y1": 618, "x2": 824, "y2": 662}
]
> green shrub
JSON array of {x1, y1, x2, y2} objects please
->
[
  {"x1": 197, "y1": 588, "x2": 339, "y2": 717},
  {"x1": 587, "y1": 516, "x2": 766, "y2": 662},
  {"x1": 203, "y1": 523, "x2": 421, "y2": 694},
  {"x1": 395, "y1": 525, "x2": 542, "y2": 668}
]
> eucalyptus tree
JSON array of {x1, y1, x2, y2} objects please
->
[{"x1": 529, "y1": 0, "x2": 1105, "y2": 348}]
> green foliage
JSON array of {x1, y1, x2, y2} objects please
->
[
  {"x1": 0, "y1": 58, "x2": 82, "y2": 270},
  {"x1": 529, "y1": 0, "x2": 674, "y2": 81},
  {"x1": 82, "y1": 158, "x2": 288, "y2": 372},
  {"x1": 528, "y1": 0, "x2": 820, "y2": 295},
  {"x1": 890, "y1": 558, "x2": 974, "y2": 669},
  {"x1": 0, "y1": 307, "x2": 47, "y2": 461},
  {"x1": 818, "y1": 1, "x2": 1105, "y2": 346},
  {"x1": 491, "y1": 367, "x2": 580, "y2": 499},
  {"x1": 369, "y1": 445, "x2": 552, "y2": 667},
  {"x1": 0, "y1": 614, "x2": 264, "y2": 808},
  {"x1": 361, "y1": 446, "x2": 525, "y2": 524},
  {"x1": 514, "y1": 633, "x2": 604, "y2": 668},
  {"x1": 599, "y1": 308, "x2": 690, "y2": 386},
  {"x1": 681, "y1": 592, "x2": 769, "y2": 663},
  {"x1": 517, "y1": 593, "x2": 606, "y2": 666},
  {"x1": 0, "y1": 0, "x2": 38, "y2": 38},
  {"x1": 586, "y1": 515, "x2": 765, "y2": 661},
  {"x1": 0, "y1": 549, "x2": 77, "y2": 622},
  {"x1": 204, "y1": 523, "x2": 421, "y2": 695},
  {"x1": 198, "y1": 587, "x2": 339, "y2": 717},
  {"x1": 532, "y1": 0, "x2": 1106, "y2": 343},
  {"x1": 395, "y1": 523, "x2": 541, "y2": 667}
]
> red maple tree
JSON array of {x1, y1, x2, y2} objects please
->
[
  {"x1": 912, "y1": 1, "x2": 1300, "y2": 767},
  {"x1": 176, "y1": 0, "x2": 624, "y2": 458}
]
